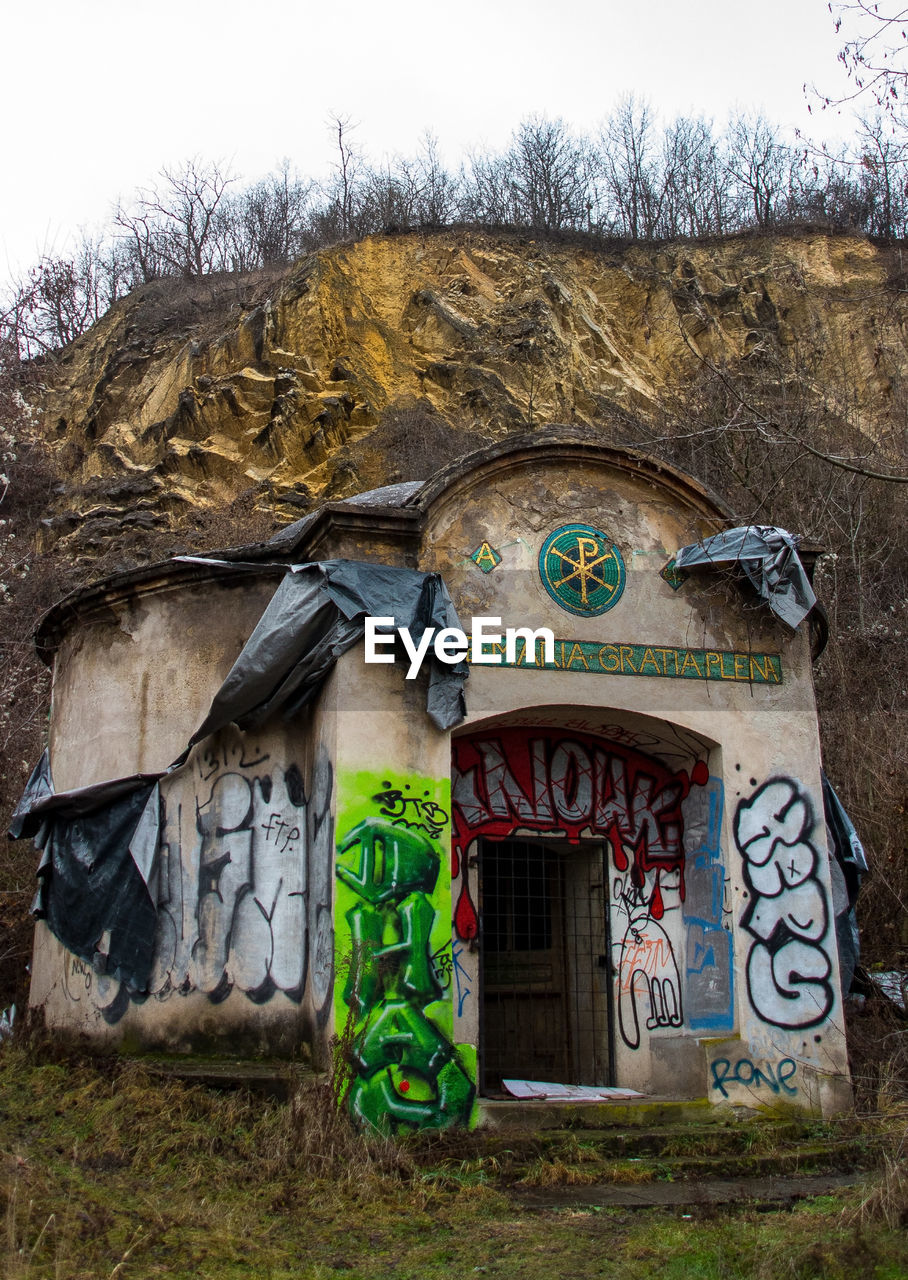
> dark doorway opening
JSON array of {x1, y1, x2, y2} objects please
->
[{"x1": 479, "y1": 837, "x2": 613, "y2": 1095}]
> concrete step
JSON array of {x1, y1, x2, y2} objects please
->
[
  {"x1": 139, "y1": 1056, "x2": 320, "y2": 1100},
  {"x1": 523, "y1": 1119, "x2": 813, "y2": 1158},
  {"x1": 131, "y1": 1061, "x2": 874, "y2": 1187},
  {"x1": 414, "y1": 1121, "x2": 873, "y2": 1188},
  {"x1": 508, "y1": 1171, "x2": 865, "y2": 1211},
  {"x1": 650, "y1": 1140, "x2": 871, "y2": 1179},
  {"x1": 476, "y1": 1095, "x2": 719, "y2": 1130}
]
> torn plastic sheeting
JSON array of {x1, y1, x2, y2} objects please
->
[
  {"x1": 9, "y1": 749, "x2": 181, "y2": 842},
  {"x1": 185, "y1": 557, "x2": 468, "y2": 742},
  {"x1": 0, "y1": 1005, "x2": 15, "y2": 1042},
  {"x1": 822, "y1": 772, "x2": 869, "y2": 996},
  {"x1": 25, "y1": 758, "x2": 161, "y2": 994},
  {"x1": 10, "y1": 558, "x2": 468, "y2": 993},
  {"x1": 11, "y1": 558, "x2": 468, "y2": 836},
  {"x1": 674, "y1": 526, "x2": 817, "y2": 629}
]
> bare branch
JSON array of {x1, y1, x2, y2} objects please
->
[{"x1": 677, "y1": 326, "x2": 908, "y2": 482}]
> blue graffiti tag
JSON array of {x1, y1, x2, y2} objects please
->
[
  {"x1": 682, "y1": 776, "x2": 734, "y2": 1032},
  {"x1": 710, "y1": 1056, "x2": 798, "y2": 1098},
  {"x1": 452, "y1": 942, "x2": 472, "y2": 1017}
]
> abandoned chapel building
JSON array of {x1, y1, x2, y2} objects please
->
[{"x1": 17, "y1": 427, "x2": 863, "y2": 1130}]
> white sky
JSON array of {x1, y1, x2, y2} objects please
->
[{"x1": 0, "y1": 0, "x2": 856, "y2": 279}]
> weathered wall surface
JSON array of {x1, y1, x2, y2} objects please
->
[
  {"x1": 29, "y1": 441, "x2": 850, "y2": 1117},
  {"x1": 39, "y1": 230, "x2": 904, "y2": 556},
  {"x1": 48, "y1": 576, "x2": 280, "y2": 787},
  {"x1": 424, "y1": 447, "x2": 850, "y2": 1113},
  {"x1": 31, "y1": 583, "x2": 339, "y2": 1063}
]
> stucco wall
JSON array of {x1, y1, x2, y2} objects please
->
[
  {"x1": 412, "y1": 450, "x2": 850, "y2": 1115},
  {"x1": 31, "y1": 581, "x2": 340, "y2": 1065},
  {"x1": 28, "y1": 440, "x2": 851, "y2": 1118}
]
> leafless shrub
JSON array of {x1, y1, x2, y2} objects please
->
[
  {"x1": 114, "y1": 158, "x2": 237, "y2": 281},
  {"x1": 222, "y1": 160, "x2": 315, "y2": 270},
  {"x1": 338, "y1": 401, "x2": 492, "y2": 496},
  {"x1": 843, "y1": 993, "x2": 907, "y2": 1227},
  {"x1": 10, "y1": 100, "x2": 908, "y2": 363}
]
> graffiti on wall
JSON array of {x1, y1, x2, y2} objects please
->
[
  {"x1": 307, "y1": 748, "x2": 336, "y2": 1019},
  {"x1": 452, "y1": 729, "x2": 712, "y2": 1050},
  {"x1": 61, "y1": 730, "x2": 334, "y2": 1026},
  {"x1": 334, "y1": 770, "x2": 476, "y2": 1131},
  {"x1": 710, "y1": 1053, "x2": 798, "y2": 1099},
  {"x1": 453, "y1": 730, "x2": 707, "y2": 925},
  {"x1": 615, "y1": 913, "x2": 683, "y2": 1049},
  {"x1": 611, "y1": 854, "x2": 685, "y2": 1052},
  {"x1": 183, "y1": 747, "x2": 308, "y2": 1003},
  {"x1": 682, "y1": 776, "x2": 734, "y2": 1032},
  {"x1": 734, "y1": 777, "x2": 834, "y2": 1030}
]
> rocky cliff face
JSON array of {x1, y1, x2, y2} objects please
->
[{"x1": 37, "y1": 229, "x2": 906, "y2": 559}]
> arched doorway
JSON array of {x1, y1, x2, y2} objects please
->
[{"x1": 451, "y1": 721, "x2": 719, "y2": 1097}]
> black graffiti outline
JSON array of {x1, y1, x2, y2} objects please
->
[
  {"x1": 307, "y1": 747, "x2": 335, "y2": 1025},
  {"x1": 616, "y1": 914, "x2": 683, "y2": 1049},
  {"x1": 734, "y1": 777, "x2": 834, "y2": 1030},
  {"x1": 83, "y1": 746, "x2": 315, "y2": 1023},
  {"x1": 371, "y1": 782, "x2": 450, "y2": 839},
  {"x1": 197, "y1": 738, "x2": 271, "y2": 782}
]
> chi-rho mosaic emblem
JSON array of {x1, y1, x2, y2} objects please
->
[{"x1": 538, "y1": 523, "x2": 626, "y2": 616}]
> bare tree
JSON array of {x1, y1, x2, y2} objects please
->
[
  {"x1": 359, "y1": 159, "x2": 420, "y2": 232},
  {"x1": 115, "y1": 159, "x2": 236, "y2": 278},
  {"x1": 659, "y1": 116, "x2": 729, "y2": 237},
  {"x1": 113, "y1": 199, "x2": 165, "y2": 283},
  {"x1": 225, "y1": 160, "x2": 314, "y2": 269},
  {"x1": 461, "y1": 149, "x2": 519, "y2": 225},
  {"x1": 9, "y1": 101, "x2": 908, "y2": 355},
  {"x1": 323, "y1": 115, "x2": 364, "y2": 240},
  {"x1": 358, "y1": 134, "x2": 463, "y2": 231},
  {"x1": 1, "y1": 231, "x2": 128, "y2": 358},
  {"x1": 412, "y1": 132, "x2": 461, "y2": 225},
  {"x1": 725, "y1": 111, "x2": 797, "y2": 229},
  {"x1": 816, "y1": 1, "x2": 908, "y2": 112},
  {"x1": 507, "y1": 115, "x2": 593, "y2": 233},
  {"x1": 599, "y1": 96, "x2": 666, "y2": 238},
  {"x1": 854, "y1": 110, "x2": 908, "y2": 233}
]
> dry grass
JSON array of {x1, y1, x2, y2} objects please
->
[
  {"x1": 842, "y1": 1007, "x2": 908, "y2": 1232},
  {"x1": 282, "y1": 1077, "x2": 418, "y2": 1189},
  {"x1": 516, "y1": 1156, "x2": 617, "y2": 1188},
  {"x1": 2, "y1": 1042, "x2": 908, "y2": 1280},
  {"x1": 848, "y1": 1152, "x2": 908, "y2": 1230}
]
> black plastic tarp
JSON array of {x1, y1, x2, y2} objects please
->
[
  {"x1": 17, "y1": 752, "x2": 161, "y2": 992},
  {"x1": 822, "y1": 771, "x2": 870, "y2": 995},
  {"x1": 186, "y1": 557, "x2": 467, "y2": 741},
  {"x1": 674, "y1": 525, "x2": 817, "y2": 629},
  {"x1": 13, "y1": 558, "x2": 468, "y2": 992}
]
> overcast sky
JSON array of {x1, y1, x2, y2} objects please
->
[{"x1": 1, "y1": 0, "x2": 856, "y2": 279}]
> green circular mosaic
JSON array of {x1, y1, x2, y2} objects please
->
[{"x1": 538, "y1": 523, "x2": 626, "y2": 616}]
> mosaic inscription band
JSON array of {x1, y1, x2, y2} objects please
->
[{"x1": 467, "y1": 636, "x2": 783, "y2": 683}]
